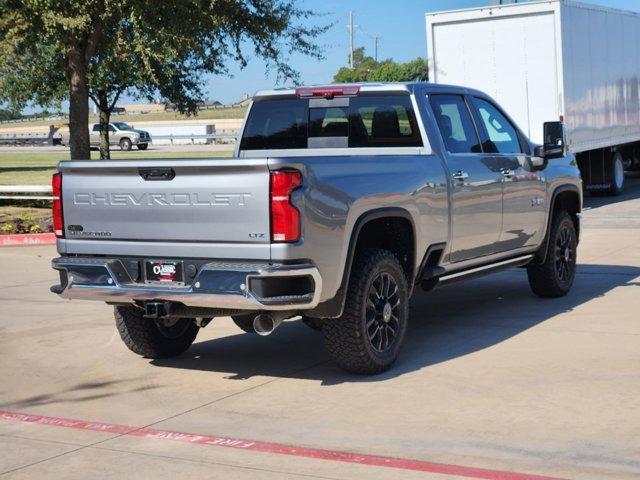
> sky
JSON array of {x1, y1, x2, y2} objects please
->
[
  {"x1": 196, "y1": 0, "x2": 640, "y2": 105},
  {"x1": 21, "y1": 0, "x2": 640, "y2": 112}
]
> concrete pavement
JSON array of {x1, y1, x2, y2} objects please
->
[{"x1": 0, "y1": 178, "x2": 639, "y2": 479}]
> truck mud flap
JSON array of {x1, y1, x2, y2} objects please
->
[{"x1": 578, "y1": 149, "x2": 614, "y2": 191}]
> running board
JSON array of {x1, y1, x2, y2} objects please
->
[{"x1": 435, "y1": 254, "x2": 534, "y2": 287}]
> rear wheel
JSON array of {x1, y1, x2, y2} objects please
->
[
  {"x1": 322, "y1": 249, "x2": 409, "y2": 375},
  {"x1": 115, "y1": 306, "x2": 199, "y2": 358},
  {"x1": 527, "y1": 210, "x2": 577, "y2": 298},
  {"x1": 119, "y1": 138, "x2": 132, "y2": 151}
]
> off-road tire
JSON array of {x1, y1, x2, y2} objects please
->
[
  {"x1": 115, "y1": 306, "x2": 199, "y2": 358},
  {"x1": 232, "y1": 314, "x2": 256, "y2": 333},
  {"x1": 527, "y1": 210, "x2": 577, "y2": 298},
  {"x1": 322, "y1": 249, "x2": 409, "y2": 375},
  {"x1": 119, "y1": 138, "x2": 132, "y2": 151}
]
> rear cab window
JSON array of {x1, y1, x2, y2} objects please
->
[{"x1": 239, "y1": 93, "x2": 423, "y2": 151}]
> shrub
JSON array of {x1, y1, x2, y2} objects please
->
[{"x1": 1, "y1": 223, "x2": 15, "y2": 233}]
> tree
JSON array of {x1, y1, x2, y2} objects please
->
[
  {"x1": 0, "y1": 106, "x2": 21, "y2": 122},
  {"x1": 333, "y1": 47, "x2": 377, "y2": 83},
  {"x1": 0, "y1": 1, "x2": 328, "y2": 159},
  {"x1": 333, "y1": 47, "x2": 428, "y2": 84}
]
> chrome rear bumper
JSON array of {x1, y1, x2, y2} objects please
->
[{"x1": 51, "y1": 257, "x2": 321, "y2": 311}]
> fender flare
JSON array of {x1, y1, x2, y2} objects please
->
[
  {"x1": 534, "y1": 184, "x2": 582, "y2": 264},
  {"x1": 307, "y1": 207, "x2": 416, "y2": 319}
]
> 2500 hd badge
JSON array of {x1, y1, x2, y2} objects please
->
[{"x1": 66, "y1": 225, "x2": 112, "y2": 237}]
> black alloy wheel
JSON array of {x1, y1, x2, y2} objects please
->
[
  {"x1": 366, "y1": 272, "x2": 401, "y2": 353},
  {"x1": 554, "y1": 223, "x2": 575, "y2": 285}
]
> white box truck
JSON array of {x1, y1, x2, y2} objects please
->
[{"x1": 426, "y1": 0, "x2": 640, "y2": 195}]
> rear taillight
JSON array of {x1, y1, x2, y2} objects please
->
[
  {"x1": 270, "y1": 170, "x2": 302, "y2": 242},
  {"x1": 52, "y1": 173, "x2": 64, "y2": 237}
]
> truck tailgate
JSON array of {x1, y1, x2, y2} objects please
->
[{"x1": 59, "y1": 158, "x2": 270, "y2": 244}]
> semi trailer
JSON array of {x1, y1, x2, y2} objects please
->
[{"x1": 427, "y1": 0, "x2": 640, "y2": 195}]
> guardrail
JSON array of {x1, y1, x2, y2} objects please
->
[
  {"x1": 152, "y1": 133, "x2": 238, "y2": 144},
  {"x1": 0, "y1": 185, "x2": 53, "y2": 201},
  {"x1": 0, "y1": 133, "x2": 238, "y2": 146}
]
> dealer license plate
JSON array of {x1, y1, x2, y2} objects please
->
[{"x1": 145, "y1": 260, "x2": 184, "y2": 284}]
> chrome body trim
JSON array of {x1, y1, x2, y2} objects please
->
[{"x1": 439, "y1": 254, "x2": 534, "y2": 281}]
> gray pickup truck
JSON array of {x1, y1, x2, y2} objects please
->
[{"x1": 51, "y1": 83, "x2": 582, "y2": 374}]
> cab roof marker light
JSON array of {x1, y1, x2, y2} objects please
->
[{"x1": 295, "y1": 85, "x2": 360, "y2": 99}]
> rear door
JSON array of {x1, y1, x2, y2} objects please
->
[
  {"x1": 428, "y1": 94, "x2": 503, "y2": 262},
  {"x1": 469, "y1": 96, "x2": 547, "y2": 250}
]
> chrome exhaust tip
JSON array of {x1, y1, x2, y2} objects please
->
[{"x1": 253, "y1": 313, "x2": 283, "y2": 336}]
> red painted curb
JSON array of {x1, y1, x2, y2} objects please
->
[
  {"x1": 0, "y1": 233, "x2": 56, "y2": 246},
  {"x1": 0, "y1": 410, "x2": 565, "y2": 480}
]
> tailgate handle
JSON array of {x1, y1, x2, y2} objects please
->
[{"x1": 139, "y1": 168, "x2": 175, "y2": 181}]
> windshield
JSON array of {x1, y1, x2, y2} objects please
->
[{"x1": 113, "y1": 122, "x2": 133, "y2": 131}]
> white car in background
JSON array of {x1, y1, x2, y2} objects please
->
[{"x1": 60, "y1": 122, "x2": 151, "y2": 151}]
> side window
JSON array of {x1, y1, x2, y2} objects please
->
[
  {"x1": 473, "y1": 98, "x2": 522, "y2": 154},
  {"x1": 349, "y1": 96, "x2": 422, "y2": 148},
  {"x1": 429, "y1": 94, "x2": 481, "y2": 154},
  {"x1": 92, "y1": 124, "x2": 116, "y2": 133}
]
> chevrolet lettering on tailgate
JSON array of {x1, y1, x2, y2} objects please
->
[{"x1": 73, "y1": 192, "x2": 252, "y2": 207}]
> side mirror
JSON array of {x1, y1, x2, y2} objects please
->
[{"x1": 541, "y1": 121, "x2": 567, "y2": 159}]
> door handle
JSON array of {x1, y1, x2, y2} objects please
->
[
  {"x1": 452, "y1": 170, "x2": 469, "y2": 181},
  {"x1": 501, "y1": 168, "x2": 515, "y2": 178}
]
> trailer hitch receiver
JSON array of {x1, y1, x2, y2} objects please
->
[{"x1": 143, "y1": 301, "x2": 172, "y2": 320}]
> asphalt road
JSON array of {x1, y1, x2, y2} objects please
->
[{"x1": 0, "y1": 178, "x2": 639, "y2": 479}]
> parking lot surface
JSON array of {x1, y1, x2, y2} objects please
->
[{"x1": 1, "y1": 175, "x2": 639, "y2": 480}]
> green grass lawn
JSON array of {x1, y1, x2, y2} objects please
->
[{"x1": 0, "y1": 150, "x2": 233, "y2": 184}]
